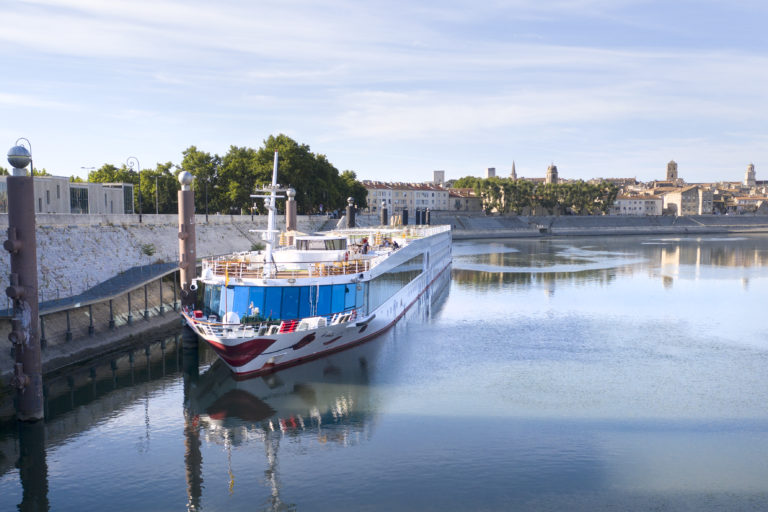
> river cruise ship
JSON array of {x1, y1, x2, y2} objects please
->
[{"x1": 182, "y1": 153, "x2": 452, "y2": 377}]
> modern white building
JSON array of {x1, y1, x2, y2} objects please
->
[
  {"x1": 0, "y1": 175, "x2": 134, "y2": 214},
  {"x1": 610, "y1": 195, "x2": 662, "y2": 216}
]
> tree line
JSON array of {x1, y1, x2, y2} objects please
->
[
  {"x1": 83, "y1": 134, "x2": 368, "y2": 215},
  {"x1": 454, "y1": 176, "x2": 618, "y2": 215}
]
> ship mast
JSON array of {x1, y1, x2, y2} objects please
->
[{"x1": 250, "y1": 151, "x2": 287, "y2": 278}]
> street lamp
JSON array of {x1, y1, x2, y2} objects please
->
[
  {"x1": 126, "y1": 156, "x2": 141, "y2": 222},
  {"x1": 204, "y1": 177, "x2": 209, "y2": 223},
  {"x1": 155, "y1": 175, "x2": 159, "y2": 215}
]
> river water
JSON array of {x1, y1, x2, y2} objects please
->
[{"x1": 3, "y1": 234, "x2": 768, "y2": 511}]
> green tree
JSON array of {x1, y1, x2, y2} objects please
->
[
  {"x1": 143, "y1": 162, "x2": 177, "y2": 214},
  {"x1": 254, "y1": 134, "x2": 350, "y2": 214},
  {"x1": 88, "y1": 163, "x2": 137, "y2": 184},
  {"x1": 181, "y1": 146, "x2": 221, "y2": 215},
  {"x1": 220, "y1": 146, "x2": 259, "y2": 214},
  {"x1": 340, "y1": 170, "x2": 368, "y2": 210},
  {"x1": 0, "y1": 166, "x2": 8, "y2": 176}
]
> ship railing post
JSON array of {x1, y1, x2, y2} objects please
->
[
  {"x1": 127, "y1": 292, "x2": 133, "y2": 325},
  {"x1": 144, "y1": 284, "x2": 149, "y2": 320},
  {"x1": 88, "y1": 304, "x2": 94, "y2": 336},
  {"x1": 159, "y1": 277, "x2": 165, "y2": 315},
  {"x1": 65, "y1": 310, "x2": 72, "y2": 342}
]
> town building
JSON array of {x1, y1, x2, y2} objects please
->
[
  {"x1": 0, "y1": 175, "x2": 134, "y2": 215},
  {"x1": 362, "y1": 181, "x2": 450, "y2": 213},
  {"x1": 610, "y1": 195, "x2": 662, "y2": 216},
  {"x1": 662, "y1": 185, "x2": 713, "y2": 216},
  {"x1": 449, "y1": 188, "x2": 483, "y2": 212}
]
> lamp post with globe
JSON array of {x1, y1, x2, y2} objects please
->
[{"x1": 127, "y1": 156, "x2": 141, "y2": 222}]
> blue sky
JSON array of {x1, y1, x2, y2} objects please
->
[{"x1": 2, "y1": 0, "x2": 767, "y2": 184}]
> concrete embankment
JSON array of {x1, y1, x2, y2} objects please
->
[{"x1": 436, "y1": 214, "x2": 768, "y2": 239}]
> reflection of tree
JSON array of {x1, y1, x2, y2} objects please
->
[{"x1": 451, "y1": 268, "x2": 617, "y2": 288}]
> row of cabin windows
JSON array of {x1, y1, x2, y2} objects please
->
[
  {"x1": 204, "y1": 283, "x2": 366, "y2": 320},
  {"x1": 203, "y1": 253, "x2": 426, "y2": 321}
]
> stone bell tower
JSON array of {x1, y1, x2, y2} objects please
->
[
  {"x1": 666, "y1": 160, "x2": 678, "y2": 181},
  {"x1": 744, "y1": 163, "x2": 756, "y2": 188},
  {"x1": 546, "y1": 163, "x2": 558, "y2": 184}
]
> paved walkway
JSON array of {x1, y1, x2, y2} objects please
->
[{"x1": 1, "y1": 262, "x2": 180, "y2": 317}]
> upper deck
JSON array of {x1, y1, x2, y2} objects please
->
[{"x1": 199, "y1": 225, "x2": 450, "y2": 283}]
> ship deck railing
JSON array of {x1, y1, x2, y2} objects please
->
[
  {"x1": 202, "y1": 258, "x2": 373, "y2": 280},
  {"x1": 186, "y1": 308, "x2": 363, "y2": 339},
  {"x1": 200, "y1": 225, "x2": 450, "y2": 282}
]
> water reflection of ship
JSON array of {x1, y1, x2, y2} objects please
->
[
  {"x1": 182, "y1": 266, "x2": 451, "y2": 510},
  {"x1": 186, "y1": 337, "x2": 381, "y2": 512}
]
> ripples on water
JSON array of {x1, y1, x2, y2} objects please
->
[{"x1": 3, "y1": 234, "x2": 768, "y2": 510}]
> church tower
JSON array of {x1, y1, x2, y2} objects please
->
[
  {"x1": 510, "y1": 161, "x2": 517, "y2": 180},
  {"x1": 744, "y1": 163, "x2": 756, "y2": 188},
  {"x1": 666, "y1": 160, "x2": 678, "y2": 181},
  {"x1": 546, "y1": 163, "x2": 558, "y2": 184}
]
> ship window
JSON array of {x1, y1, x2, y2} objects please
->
[
  {"x1": 264, "y1": 287, "x2": 283, "y2": 318},
  {"x1": 206, "y1": 285, "x2": 221, "y2": 316},
  {"x1": 218, "y1": 286, "x2": 235, "y2": 317},
  {"x1": 326, "y1": 238, "x2": 346, "y2": 250},
  {"x1": 317, "y1": 285, "x2": 332, "y2": 316},
  {"x1": 299, "y1": 286, "x2": 312, "y2": 318},
  {"x1": 331, "y1": 284, "x2": 346, "y2": 313},
  {"x1": 367, "y1": 253, "x2": 424, "y2": 312},
  {"x1": 248, "y1": 287, "x2": 266, "y2": 317},
  {"x1": 232, "y1": 286, "x2": 249, "y2": 316},
  {"x1": 281, "y1": 286, "x2": 300, "y2": 319},
  {"x1": 344, "y1": 284, "x2": 356, "y2": 310}
]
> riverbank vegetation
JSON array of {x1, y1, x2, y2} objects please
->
[
  {"x1": 86, "y1": 134, "x2": 368, "y2": 215},
  {"x1": 454, "y1": 176, "x2": 618, "y2": 215}
]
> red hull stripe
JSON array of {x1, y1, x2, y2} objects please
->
[
  {"x1": 206, "y1": 337, "x2": 277, "y2": 367},
  {"x1": 322, "y1": 336, "x2": 343, "y2": 346}
]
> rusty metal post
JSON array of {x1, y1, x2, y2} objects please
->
[
  {"x1": 3, "y1": 146, "x2": 44, "y2": 421},
  {"x1": 286, "y1": 188, "x2": 297, "y2": 232},
  {"x1": 177, "y1": 172, "x2": 197, "y2": 309},
  {"x1": 4, "y1": 143, "x2": 43, "y2": 421}
]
